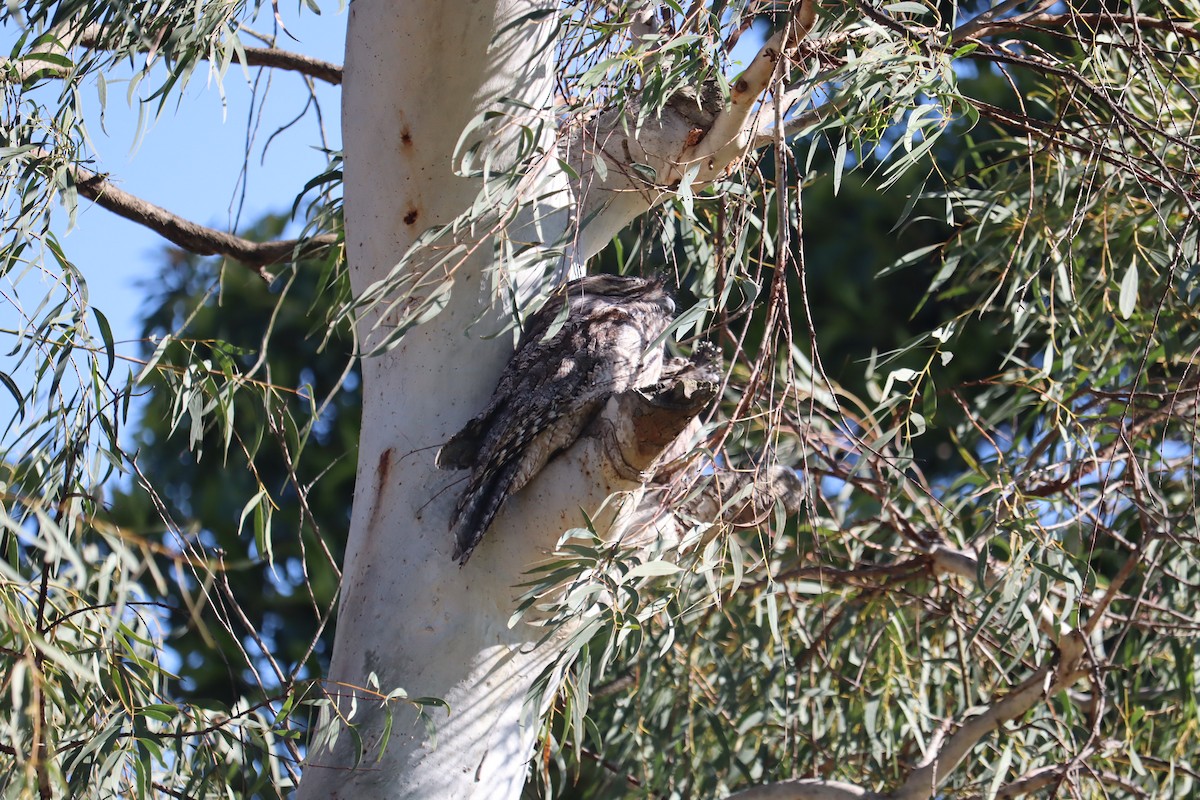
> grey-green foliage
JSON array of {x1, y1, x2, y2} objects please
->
[
  {"x1": 1, "y1": 0, "x2": 350, "y2": 796},
  {"x1": 3, "y1": 0, "x2": 1200, "y2": 798},
  {"x1": 521, "y1": 2, "x2": 1200, "y2": 798}
]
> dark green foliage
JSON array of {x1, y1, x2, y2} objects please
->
[{"x1": 109, "y1": 214, "x2": 357, "y2": 703}]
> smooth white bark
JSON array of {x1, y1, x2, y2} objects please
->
[{"x1": 298, "y1": 2, "x2": 576, "y2": 797}]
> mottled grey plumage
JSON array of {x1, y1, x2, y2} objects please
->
[{"x1": 436, "y1": 274, "x2": 676, "y2": 564}]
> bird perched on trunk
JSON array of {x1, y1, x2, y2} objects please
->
[{"x1": 436, "y1": 274, "x2": 677, "y2": 564}]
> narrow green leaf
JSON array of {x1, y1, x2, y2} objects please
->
[
  {"x1": 0, "y1": 371, "x2": 24, "y2": 419},
  {"x1": 1118, "y1": 262, "x2": 1139, "y2": 319},
  {"x1": 1129, "y1": 746, "x2": 1148, "y2": 776},
  {"x1": 92, "y1": 308, "x2": 115, "y2": 379},
  {"x1": 728, "y1": 535, "x2": 744, "y2": 595},
  {"x1": 884, "y1": 1, "x2": 930, "y2": 14},
  {"x1": 238, "y1": 489, "x2": 268, "y2": 538},
  {"x1": 987, "y1": 741, "x2": 1014, "y2": 798},
  {"x1": 20, "y1": 51, "x2": 74, "y2": 69},
  {"x1": 623, "y1": 560, "x2": 682, "y2": 580},
  {"x1": 832, "y1": 137, "x2": 848, "y2": 195}
]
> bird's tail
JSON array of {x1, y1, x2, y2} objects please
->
[{"x1": 450, "y1": 460, "x2": 520, "y2": 565}]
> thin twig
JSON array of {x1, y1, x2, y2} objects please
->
[
  {"x1": 951, "y1": 0, "x2": 1057, "y2": 42},
  {"x1": 961, "y1": 12, "x2": 1200, "y2": 44},
  {"x1": 1, "y1": 23, "x2": 342, "y2": 86}
]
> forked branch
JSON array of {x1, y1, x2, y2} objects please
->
[{"x1": 568, "y1": 0, "x2": 822, "y2": 261}]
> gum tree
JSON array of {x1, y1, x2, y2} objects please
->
[{"x1": 2, "y1": 1, "x2": 1199, "y2": 799}]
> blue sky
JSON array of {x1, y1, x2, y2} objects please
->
[{"x1": 42, "y1": 4, "x2": 347, "y2": 348}]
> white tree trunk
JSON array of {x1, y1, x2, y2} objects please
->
[{"x1": 298, "y1": 1, "x2": 608, "y2": 797}]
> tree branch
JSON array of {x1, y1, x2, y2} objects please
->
[
  {"x1": 594, "y1": 360, "x2": 719, "y2": 481},
  {"x1": 750, "y1": 93, "x2": 850, "y2": 149},
  {"x1": 891, "y1": 631, "x2": 1089, "y2": 800},
  {"x1": 951, "y1": 0, "x2": 1057, "y2": 43},
  {"x1": 226, "y1": 45, "x2": 342, "y2": 85},
  {"x1": 0, "y1": 21, "x2": 90, "y2": 83},
  {"x1": 43, "y1": 152, "x2": 340, "y2": 277},
  {"x1": 967, "y1": 100, "x2": 1181, "y2": 196},
  {"x1": 683, "y1": 0, "x2": 819, "y2": 167},
  {"x1": 724, "y1": 779, "x2": 875, "y2": 800},
  {"x1": 959, "y1": 12, "x2": 1200, "y2": 44},
  {"x1": 567, "y1": 0, "x2": 822, "y2": 262},
  {"x1": 1, "y1": 22, "x2": 342, "y2": 85},
  {"x1": 993, "y1": 766, "x2": 1141, "y2": 798}
]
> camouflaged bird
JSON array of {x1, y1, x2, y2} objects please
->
[{"x1": 436, "y1": 274, "x2": 676, "y2": 564}]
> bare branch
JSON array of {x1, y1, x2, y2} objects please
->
[
  {"x1": 990, "y1": 765, "x2": 1144, "y2": 799},
  {"x1": 595, "y1": 376, "x2": 719, "y2": 481},
  {"x1": 991, "y1": 762, "x2": 1077, "y2": 799},
  {"x1": 959, "y1": 12, "x2": 1200, "y2": 44},
  {"x1": 724, "y1": 779, "x2": 875, "y2": 800},
  {"x1": 750, "y1": 93, "x2": 849, "y2": 149},
  {"x1": 1, "y1": 22, "x2": 342, "y2": 86},
  {"x1": 224, "y1": 45, "x2": 342, "y2": 85},
  {"x1": 951, "y1": 0, "x2": 1057, "y2": 42},
  {"x1": 892, "y1": 631, "x2": 1089, "y2": 800},
  {"x1": 39, "y1": 151, "x2": 339, "y2": 276},
  {"x1": 967, "y1": 99, "x2": 1184, "y2": 196},
  {"x1": 684, "y1": 0, "x2": 819, "y2": 166}
]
